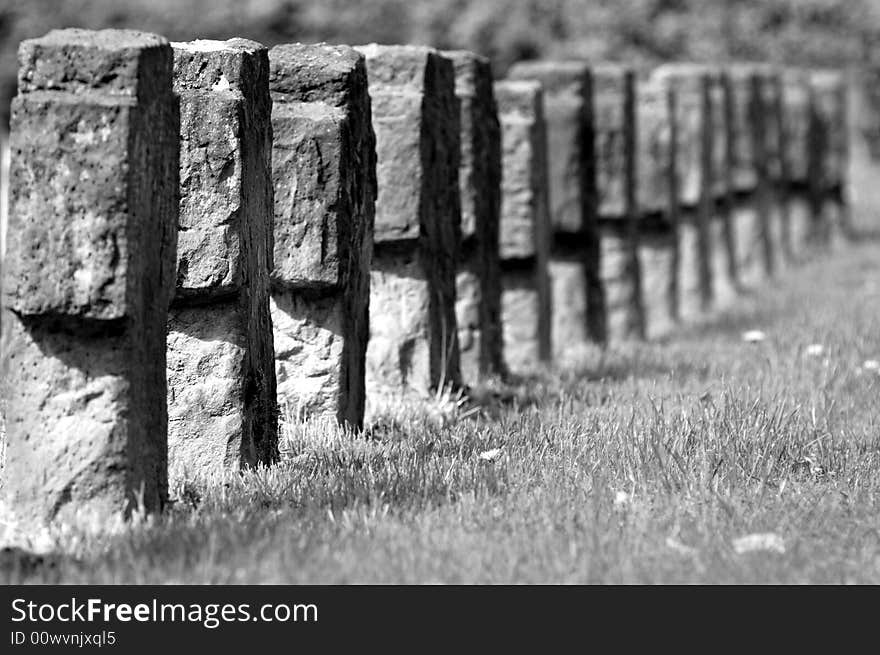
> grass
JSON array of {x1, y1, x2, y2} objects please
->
[{"x1": 3, "y1": 240, "x2": 880, "y2": 583}]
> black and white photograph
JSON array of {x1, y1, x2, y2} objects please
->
[{"x1": 0, "y1": 0, "x2": 878, "y2": 643}]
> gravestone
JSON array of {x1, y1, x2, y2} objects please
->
[
  {"x1": 506, "y1": 61, "x2": 604, "y2": 355},
  {"x1": 781, "y1": 68, "x2": 814, "y2": 261},
  {"x1": 268, "y1": 43, "x2": 375, "y2": 429},
  {"x1": 355, "y1": 45, "x2": 461, "y2": 406},
  {"x1": 1, "y1": 29, "x2": 178, "y2": 525},
  {"x1": 443, "y1": 50, "x2": 503, "y2": 384}
]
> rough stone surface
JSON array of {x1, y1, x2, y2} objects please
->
[
  {"x1": 750, "y1": 66, "x2": 780, "y2": 277},
  {"x1": 592, "y1": 65, "x2": 631, "y2": 219},
  {"x1": 636, "y1": 77, "x2": 674, "y2": 216},
  {"x1": 444, "y1": 50, "x2": 503, "y2": 382},
  {"x1": 506, "y1": 61, "x2": 594, "y2": 235},
  {"x1": 495, "y1": 81, "x2": 548, "y2": 260},
  {"x1": 847, "y1": 65, "x2": 880, "y2": 233},
  {"x1": 168, "y1": 40, "x2": 277, "y2": 474},
  {"x1": 787, "y1": 193, "x2": 813, "y2": 262},
  {"x1": 1, "y1": 29, "x2": 178, "y2": 525},
  {"x1": 638, "y1": 228, "x2": 677, "y2": 340},
  {"x1": 501, "y1": 269, "x2": 551, "y2": 376},
  {"x1": 358, "y1": 45, "x2": 461, "y2": 397},
  {"x1": 269, "y1": 44, "x2": 374, "y2": 427}
]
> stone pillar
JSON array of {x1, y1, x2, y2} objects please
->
[
  {"x1": 727, "y1": 65, "x2": 763, "y2": 290},
  {"x1": 591, "y1": 65, "x2": 643, "y2": 342},
  {"x1": 847, "y1": 49, "x2": 880, "y2": 235},
  {"x1": 355, "y1": 45, "x2": 461, "y2": 406},
  {"x1": 0, "y1": 29, "x2": 178, "y2": 524},
  {"x1": 268, "y1": 44, "x2": 374, "y2": 430},
  {"x1": 443, "y1": 50, "x2": 503, "y2": 384},
  {"x1": 781, "y1": 68, "x2": 813, "y2": 263},
  {"x1": 653, "y1": 65, "x2": 713, "y2": 322},
  {"x1": 506, "y1": 61, "x2": 604, "y2": 355},
  {"x1": 809, "y1": 70, "x2": 849, "y2": 248},
  {"x1": 167, "y1": 39, "x2": 277, "y2": 475},
  {"x1": 494, "y1": 81, "x2": 552, "y2": 374},
  {"x1": 636, "y1": 75, "x2": 677, "y2": 340}
]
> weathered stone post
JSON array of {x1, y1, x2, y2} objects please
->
[
  {"x1": 653, "y1": 65, "x2": 714, "y2": 322},
  {"x1": 0, "y1": 29, "x2": 178, "y2": 524},
  {"x1": 494, "y1": 80, "x2": 552, "y2": 374},
  {"x1": 354, "y1": 45, "x2": 461, "y2": 406},
  {"x1": 167, "y1": 39, "x2": 277, "y2": 475},
  {"x1": 268, "y1": 44, "x2": 374, "y2": 429},
  {"x1": 809, "y1": 70, "x2": 849, "y2": 248},
  {"x1": 592, "y1": 65, "x2": 644, "y2": 342},
  {"x1": 506, "y1": 61, "x2": 604, "y2": 356},
  {"x1": 636, "y1": 75, "x2": 677, "y2": 340},
  {"x1": 727, "y1": 65, "x2": 763, "y2": 289},
  {"x1": 781, "y1": 68, "x2": 813, "y2": 262},
  {"x1": 443, "y1": 50, "x2": 503, "y2": 384},
  {"x1": 847, "y1": 46, "x2": 880, "y2": 235}
]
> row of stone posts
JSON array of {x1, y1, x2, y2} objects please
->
[{"x1": 0, "y1": 28, "x2": 849, "y2": 527}]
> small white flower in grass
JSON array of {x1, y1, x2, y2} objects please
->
[
  {"x1": 862, "y1": 359, "x2": 880, "y2": 373},
  {"x1": 732, "y1": 533, "x2": 785, "y2": 555},
  {"x1": 613, "y1": 490, "x2": 630, "y2": 508},
  {"x1": 665, "y1": 536, "x2": 698, "y2": 556},
  {"x1": 478, "y1": 447, "x2": 503, "y2": 462},
  {"x1": 805, "y1": 344, "x2": 824, "y2": 357},
  {"x1": 742, "y1": 330, "x2": 766, "y2": 343}
]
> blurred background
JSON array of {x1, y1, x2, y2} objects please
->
[{"x1": 2, "y1": 0, "x2": 880, "y2": 128}]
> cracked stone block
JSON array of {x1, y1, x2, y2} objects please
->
[
  {"x1": 357, "y1": 45, "x2": 461, "y2": 399},
  {"x1": 501, "y1": 267, "x2": 551, "y2": 376},
  {"x1": 548, "y1": 256, "x2": 588, "y2": 358},
  {"x1": 638, "y1": 228, "x2": 677, "y2": 340},
  {"x1": 444, "y1": 50, "x2": 503, "y2": 382},
  {"x1": 636, "y1": 77, "x2": 674, "y2": 216},
  {"x1": 506, "y1": 61, "x2": 594, "y2": 235},
  {"x1": 168, "y1": 39, "x2": 277, "y2": 473},
  {"x1": 787, "y1": 193, "x2": 812, "y2": 263},
  {"x1": 1, "y1": 29, "x2": 178, "y2": 525},
  {"x1": 268, "y1": 44, "x2": 374, "y2": 427}
]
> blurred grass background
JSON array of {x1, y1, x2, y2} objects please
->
[{"x1": 2, "y1": 0, "x2": 880, "y2": 127}]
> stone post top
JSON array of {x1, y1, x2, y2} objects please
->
[
  {"x1": 494, "y1": 79, "x2": 542, "y2": 116},
  {"x1": 173, "y1": 38, "x2": 268, "y2": 93},
  {"x1": 651, "y1": 62, "x2": 722, "y2": 90},
  {"x1": 506, "y1": 60, "x2": 591, "y2": 92},
  {"x1": 726, "y1": 62, "x2": 780, "y2": 82},
  {"x1": 269, "y1": 43, "x2": 366, "y2": 105},
  {"x1": 18, "y1": 28, "x2": 171, "y2": 96},
  {"x1": 441, "y1": 50, "x2": 493, "y2": 96},
  {"x1": 592, "y1": 64, "x2": 634, "y2": 96},
  {"x1": 353, "y1": 43, "x2": 449, "y2": 89}
]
